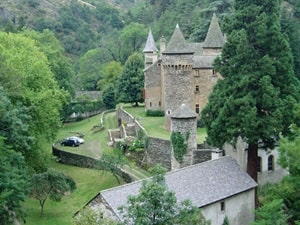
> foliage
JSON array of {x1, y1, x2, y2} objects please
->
[
  {"x1": 0, "y1": 31, "x2": 68, "y2": 171},
  {"x1": 77, "y1": 48, "x2": 112, "y2": 91},
  {"x1": 119, "y1": 22, "x2": 147, "y2": 59},
  {"x1": 201, "y1": 0, "x2": 300, "y2": 182},
  {"x1": 120, "y1": 136, "x2": 144, "y2": 153},
  {"x1": 116, "y1": 53, "x2": 144, "y2": 106},
  {"x1": 251, "y1": 199, "x2": 290, "y2": 225},
  {"x1": 102, "y1": 84, "x2": 117, "y2": 109},
  {"x1": 274, "y1": 106, "x2": 300, "y2": 222},
  {"x1": 21, "y1": 29, "x2": 75, "y2": 98},
  {"x1": 0, "y1": 136, "x2": 28, "y2": 225},
  {"x1": 118, "y1": 171, "x2": 210, "y2": 225},
  {"x1": 171, "y1": 132, "x2": 189, "y2": 162},
  {"x1": 223, "y1": 216, "x2": 229, "y2": 225},
  {"x1": 73, "y1": 207, "x2": 118, "y2": 225},
  {"x1": 97, "y1": 61, "x2": 123, "y2": 91},
  {"x1": 29, "y1": 169, "x2": 76, "y2": 216},
  {"x1": 99, "y1": 148, "x2": 129, "y2": 184},
  {"x1": 146, "y1": 109, "x2": 165, "y2": 117}
]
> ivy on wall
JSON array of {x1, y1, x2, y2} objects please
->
[{"x1": 170, "y1": 131, "x2": 190, "y2": 162}]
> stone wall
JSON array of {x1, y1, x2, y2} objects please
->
[
  {"x1": 146, "y1": 137, "x2": 172, "y2": 169},
  {"x1": 52, "y1": 145, "x2": 133, "y2": 183},
  {"x1": 118, "y1": 107, "x2": 172, "y2": 169}
]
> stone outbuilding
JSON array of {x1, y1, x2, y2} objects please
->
[{"x1": 87, "y1": 156, "x2": 257, "y2": 225}]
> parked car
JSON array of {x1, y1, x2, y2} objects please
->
[
  {"x1": 61, "y1": 138, "x2": 80, "y2": 147},
  {"x1": 69, "y1": 136, "x2": 84, "y2": 144}
]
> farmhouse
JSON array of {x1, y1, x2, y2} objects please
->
[{"x1": 88, "y1": 156, "x2": 257, "y2": 225}]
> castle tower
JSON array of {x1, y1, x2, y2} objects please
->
[
  {"x1": 143, "y1": 29, "x2": 158, "y2": 67},
  {"x1": 162, "y1": 24, "x2": 194, "y2": 129},
  {"x1": 170, "y1": 104, "x2": 197, "y2": 169},
  {"x1": 203, "y1": 13, "x2": 225, "y2": 56}
]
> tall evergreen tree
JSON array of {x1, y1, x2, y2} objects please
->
[
  {"x1": 201, "y1": 0, "x2": 299, "y2": 184},
  {"x1": 116, "y1": 53, "x2": 144, "y2": 106}
]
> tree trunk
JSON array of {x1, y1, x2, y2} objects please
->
[
  {"x1": 39, "y1": 199, "x2": 46, "y2": 217},
  {"x1": 247, "y1": 143, "x2": 259, "y2": 207}
]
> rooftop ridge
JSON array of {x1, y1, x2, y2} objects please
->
[
  {"x1": 143, "y1": 29, "x2": 158, "y2": 53},
  {"x1": 203, "y1": 13, "x2": 225, "y2": 48},
  {"x1": 163, "y1": 24, "x2": 193, "y2": 54}
]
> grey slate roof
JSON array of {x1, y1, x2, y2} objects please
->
[
  {"x1": 171, "y1": 104, "x2": 197, "y2": 119},
  {"x1": 203, "y1": 13, "x2": 225, "y2": 48},
  {"x1": 193, "y1": 55, "x2": 216, "y2": 68},
  {"x1": 143, "y1": 29, "x2": 158, "y2": 53},
  {"x1": 100, "y1": 156, "x2": 257, "y2": 219},
  {"x1": 163, "y1": 24, "x2": 194, "y2": 54}
]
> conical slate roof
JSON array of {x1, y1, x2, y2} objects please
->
[
  {"x1": 143, "y1": 29, "x2": 158, "y2": 53},
  {"x1": 203, "y1": 13, "x2": 225, "y2": 48},
  {"x1": 171, "y1": 104, "x2": 197, "y2": 119},
  {"x1": 163, "y1": 24, "x2": 193, "y2": 54}
]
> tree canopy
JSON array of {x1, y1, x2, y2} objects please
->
[
  {"x1": 29, "y1": 169, "x2": 76, "y2": 217},
  {"x1": 0, "y1": 136, "x2": 28, "y2": 225},
  {"x1": 0, "y1": 31, "x2": 68, "y2": 171},
  {"x1": 116, "y1": 53, "x2": 144, "y2": 106}
]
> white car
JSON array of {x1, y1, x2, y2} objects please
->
[{"x1": 68, "y1": 136, "x2": 84, "y2": 144}]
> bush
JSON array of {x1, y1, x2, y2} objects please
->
[{"x1": 146, "y1": 110, "x2": 165, "y2": 117}]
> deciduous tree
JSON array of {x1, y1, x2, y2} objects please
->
[
  {"x1": 29, "y1": 169, "x2": 76, "y2": 217},
  {"x1": 116, "y1": 53, "x2": 144, "y2": 106},
  {"x1": 0, "y1": 32, "x2": 68, "y2": 171},
  {"x1": 99, "y1": 149, "x2": 129, "y2": 184}
]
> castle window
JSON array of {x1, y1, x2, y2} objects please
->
[
  {"x1": 150, "y1": 102, "x2": 152, "y2": 107},
  {"x1": 258, "y1": 157, "x2": 262, "y2": 172},
  {"x1": 212, "y1": 69, "x2": 217, "y2": 77},
  {"x1": 159, "y1": 101, "x2": 161, "y2": 107},
  {"x1": 268, "y1": 155, "x2": 274, "y2": 171},
  {"x1": 195, "y1": 104, "x2": 200, "y2": 114},
  {"x1": 220, "y1": 201, "x2": 225, "y2": 212},
  {"x1": 195, "y1": 85, "x2": 199, "y2": 93},
  {"x1": 194, "y1": 70, "x2": 200, "y2": 77}
]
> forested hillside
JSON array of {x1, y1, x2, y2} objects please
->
[{"x1": 1, "y1": 0, "x2": 299, "y2": 90}]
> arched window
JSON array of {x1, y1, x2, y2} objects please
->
[
  {"x1": 268, "y1": 155, "x2": 274, "y2": 171},
  {"x1": 258, "y1": 157, "x2": 262, "y2": 172},
  {"x1": 195, "y1": 104, "x2": 200, "y2": 114}
]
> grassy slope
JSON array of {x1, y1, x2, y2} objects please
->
[{"x1": 23, "y1": 163, "x2": 121, "y2": 225}]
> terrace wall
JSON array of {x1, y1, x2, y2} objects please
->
[
  {"x1": 52, "y1": 144, "x2": 133, "y2": 183},
  {"x1": 117, "y1": 107, "x2": 172, "y2": 169}
]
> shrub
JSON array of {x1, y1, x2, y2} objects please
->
[{"x1": 146, "y1": 109, "x2": 165, "y2": 117}]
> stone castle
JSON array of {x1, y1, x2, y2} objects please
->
[
  {"x1": 142, "y1": 13, "x2": 286, "y2": 180},
  {"x1": 143, "y1": 13, "x2": 225, "y2": 128}
]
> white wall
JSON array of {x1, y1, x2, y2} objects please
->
[{"x1": 201, "y1": 189, "x2": 255, "y2": 225}]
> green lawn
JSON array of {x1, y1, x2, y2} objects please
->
[
  {"x1": 122, "y1": 105, "x2": 207, "y2": 143},
  {"x1": 23, "y1": 162, "x2": 122, "y2": 225}
]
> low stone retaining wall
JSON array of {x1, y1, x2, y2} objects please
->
[{"x1": 52, "y1": 145, "x2": 133, "y2": 183}]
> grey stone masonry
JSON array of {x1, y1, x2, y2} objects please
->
[{"x1": 171, "y1": 104, "x2": 197, "y2": 169}]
